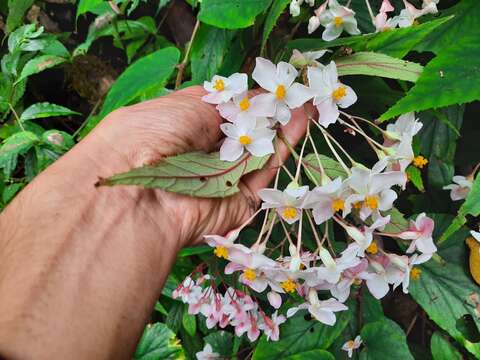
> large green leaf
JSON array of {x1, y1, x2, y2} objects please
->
[
  {"x1": 16, "y1": 55, "x2": 67, "y2": 83},
  {"x1": 416, "y1": 106, "x2": 464, "y2": 189},
  {"x1": 6, "y1": 0, "x2": 34, "y2": 33},
  {"x1": 77, "y1": 0, "x2": 111, "y2": 18},
  {"x1": 431, "y1": 332, "x2": 463, "y2": 360},
  {"x1": 0, "y1": 131, "x2": 38, "y2": 167},
  {"x1": 98, "y1": 152, "x2": 270, "y2": 198},
  {"x1": 81, "y1": 47, "x2": 179, "y2": 135},
  {"x1": 336, "y1": 52, "x2": 422, "y2": 83},
  {"x1": 203, "y1": 331, "x2": 233, "y2": 357},
  {"x1": 20, "y1": 102, "x2": 81, "y2": 122},
  {"x1": 133, "y1": 323, "x2": 184, "y2": 360},
  {"x1": 190, "y1": 24, "x2": 237, "y2": 83},
  {"x1": 284, "y1": 350, "x2": 335, "y2": 360},
  {"x1": 261, "y1": 0, "x2": 290, "y2": 53},
  {"x1": 440, "y1": 173, "x2": 480, "y2": 243},
  {"x1": 410, "y1": 224, "x2": 480, "y2": 357},
  {"x1": 359, "y1": 319, "x2": 414, "y2": 360},
  {"x1": 252, "y1": 309, "x2": 351, "y2": 360},
  {"x1": 198, "y1": 0, "x2": 272, "y2": 29},
  {"x1": 303, "y1": 153, "x2": 349, "y2": 185}
]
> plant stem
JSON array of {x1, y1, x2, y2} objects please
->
[
  {"x1": 175, "y1": 19, "x2": 200, "y2": 89},
  {"x1": 364, "y1": 0, "x2": 376, "y2": 23},
  {"x1": 8, "y1": 103, "x2": 25, "y2": 131}
]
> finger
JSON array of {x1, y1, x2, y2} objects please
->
[{"x1": 242, "y1": 106, "x2": 310, "y2": 198}]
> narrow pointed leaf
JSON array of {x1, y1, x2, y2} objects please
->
[
  {"x1": 98, "y1": 152, "x2": 270, "y2": 198},
  {"x1": 20, "y1": 102, "x2": 81, "y2": 122}
]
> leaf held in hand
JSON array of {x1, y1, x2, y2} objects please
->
[{"x1": 98, "y1": 152, "x2": 270, "y2": 198}]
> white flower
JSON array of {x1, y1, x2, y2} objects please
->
[
  {"x1": 219, "y1": 117, "x2": 275, "y2": 161},
  {"x1": 342, "y1": 335, "x2": 362, "y2": 358},
  {"x1": 196, "y1": 343, "x2": 219, "y2": 360},
  {"x1": 308, "y1": 15, "x2": 321, "y2": 34},
  {"x1": 443, "y1": 175, "x2": 473, "y2": 201},
  {"x1": 252, "y1": 57, "x2": 315, "y2": 125},
  {"x1": 344, "y1": 160, "x2": 405, "y2": 220},
  {"x1": 308, "y1": 61, "x2": 357, "y2": 127},
  {"x1": 397, "y1": 213, "x2": 437, "y2": 255},
  {"x1": 202, "y1": 73, "x2": 248, "y2": 104},
  {"x1": 400, "y1": 253, "x2": 431, "y2": 293},
  {"x1": 319, "y1": 0, "x2": 360, "y2": 41},
  {"x1": 344, "y1": 215, "x2": 391, "y2": 256},
  {"x1": 394, "y1": 0, "x2": 426, "y2": 28},
  {"x1": 385, "y1": 112, "x2": 423, "y2": 142},
  {"x1": 259, "y1": 311, "x2": 286, "y2": 341},
  {"x1": 289, "y1": 49, "x2": 329, "y2": 68},
  {"x1": 304, "y1": 177, "x2": 351, "y2": 224},
  {"x1": 258, "y1": 185, "x2": 309, "y2": 224},
  {"x1": 471, "y1": 230, "x2": 480, "y2": 242},
  {"x1": 217, "y1": 92, "x2": 276, "y2": 122},
  {"x1": 290, "y1": 0, "x2": 302, "y2": 16}
]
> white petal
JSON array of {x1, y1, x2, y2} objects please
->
[
  {"x1": 310, "y1": 307, "x2": 336, "y2": 325},
  {"x1": 366, "y1": 275, "x2": 389, "y2": 299},
  {"x1": 378, "y1": 189, "x2": 397, "y2": 211},
  {"x1": 277, "y1": 61, "x2": 298, "y2": 88},
  {"x1": 316, "y1": 100, "x2": 339, "y2": 127},
  {"x1": 217, "y1": 101, "x2": 240, "y2": 121},
  {"x1": 220, "y1": 122, "x2": 239, "y2": 138},
  {"x1": 258, "y1": 188, "x2": 285, "y2": 207},
  {"x1": 220, "y1": 139, "x2": 244, "y2": 161},
  {"x1": 322, "y1": 23, "x2": 343, "y2": 41},
  {"x1": 267, "y1": 291, "x2": 283, "y2": 309},
  {"x1": 252, "y1": 57, "x2": 278, "y2": 92},
  {"x1": 285, "y1": 83, "x2": 315, "y2": 109},
  {"x1": 312, "y1": 201, "x2": 335, "y2": 224},
  {"x1": 228, "y1": 73, "x2": 248, "y2": 95},
  {"x1": 246, "y1": 138, "x2": 274, "y2": 157},
  {"x1": 274, "y1": 102, "x2": 292, "y2": 125},
  {"x1": 337, "y1": 85, "x2": 357, "y2": 108},
  {"x1": 343, "y1": 16, "x2": 361, "y2": 35},
  {"x1": 249, "y1": 93, "x2": 277, "y2": 117}
]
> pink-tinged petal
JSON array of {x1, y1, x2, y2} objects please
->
[
  {"x1": 320, "y1": 298, "x2": 349, "y2": 311},
  {"x1": 416, "y1": 237, "x2": 437, "y2": 254},
  {"x1": 310, "y1": 307, "x2": 336, "y2": 325},
  {"x1": 246, "y1": 138, "x2": 274, "y2": 157},
  {"x1": 370, "y1": 171, "x2": 406, "y2": 193},
  {"x1": 342, "y1": 17, "x2": 361, "y2": 35},
  {"x1": 225, "y1": 262, "x2": 244, "y2": 275},
  {"x1": 337, "y1": 85, "x2": 357, "y2": 108},
  {"x1": 312, "y1": 201, "x2": 335, "y2": 224},
  {"x1": 228, "y1": 73, "x2": 248, "y2": 95},
  {"x1": 277, "y1": 61, "x2": 298, "y2": 88},
  {"x1": 249, "y1": 93, "x2": 277, "y2": 117},
  {"x1": 258, "y1": 188, "x2": 285, "y2": 207},
  {"x1": 274, "y1": 102, "x2": 292, "y2": 125},
  {"x1": 220, "y1": 138, "x2": 244, "y2": 161},
  {"x1": 267, "y1": 291, "x2": 283, "y2": 309},
  {"x1": 202, "y1": 91, "x2": 228, "y2": 104},
  {"x1": 316, "y1": 100, "x2": 339, "y2": 127},
  {"x1": 217, "y1": 101, "x2": 240, "y2": 121},
  {"x1": 252, "y1": 57, "x2": 278, "y2": 92},
  {"x1": 380, "y1": 0, "x2": 394, "y2": 12},
  {"x1": 246, "y1": 277, "x2": 269, "y2": 292},
  {"x1": 366, "y1": 275, "x2": 389, "y2": 299},
  {"x1": 322, "y1": 23, "x2": 343, "y2": 41},
  {"x1": 285, "y1": 83, "x2": 315, "y2": 109}
]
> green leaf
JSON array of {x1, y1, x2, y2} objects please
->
[
  {"x1": 303, "y1": 153, "x2": 348, "y2": 185},
  {"x1": 406, "y1": 166, "x2": 424, "y2": 192},
  {"x1": 133, "y1": 323, "x2": 185, "y2": 360},
  {"x1": 42, "y1": 130, "x2": 75, "y2": 152},
  {"x1": 190, "y1": 25, "x2": 237, "y2": 83},
  {"x1": 204, "y1": 331, "x2": 233, "y2": 357},
  {"x1": 261, "y1": 0, "x2": 290, "y2": 53},
  {"x1": 98, "y1": 152, "x2": 270, "y2": 198},
  {"x1": 178, "y1": 246, "x2": 212, "y2": 257},
  {"x1": 252, "y1": 309, "x2": 351, "y2": 359},
  {"x1": 284, "y1": 350, "x2": 335, "y2": 360},
  {"x1": 16, "y1": 55, "x2": 67, "y2": 83},
  {"x1": 2, "y1": 182, "x2": 25, "y2": 204},
  {"x1": 0, "y1": 131, "x2": 38, "y2": 168},
  {"x1": 198, "y1": 0, "x2": 272, "y2": 29},
  {"x1": 440, "y1": 173, "x2": 480, "y2": 243},
  {"x1": 95, "y1": 46, "x2": 179, "y2": 121},
  {"x1": 416, "y1": 107, "x2": 464, "y2": 189},
  {"x1": 182, "y1": 311, "x2": 196, "y2": 337},
  {"x1": 336, "y1": 52, "x2": 423, "y2": 83},
  {"x1": 359, "y1": 319, "x2": 414, "y2": 360},
  {"x1": 165, "y1": 302, "x2": 184, "y2": 333},
  {"x1": 6, "y1": 0, "x2": 34, "y2": 33},
  {"x1": 154, "y1": 301, "x2": 168, "y2": 316},
  {"x1": 431, "y1": 332, "x2": 463, "y2": 360},
  {"x1": 409, "y1": 250, "x2": 480, "y2": 357},
  {"x1": 20, "y1": 102, "x2": 81, "y2": 122},
  {"x1": 77, "y1": 0, "x2": 111, "y2": 18}
]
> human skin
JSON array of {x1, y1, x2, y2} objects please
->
[{"x1": 0, "y1": 86, "x2": 308, "y2": 359}]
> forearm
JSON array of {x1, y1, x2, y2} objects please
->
[{"x1": 0, "y1": 128, "x2": 180, "y2": 359}]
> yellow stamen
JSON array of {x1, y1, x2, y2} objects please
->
[
  {"x1": 334, "y1": 16, "x2": 343, "y2": 27},
  {"x1": 353, "y1": 278, "x2": 362, "y2": 286},
  {"x1": 214, "y1": 246, "x2": 228, "y2": 259},
  {"x1": 365, "y1": 195, "x2": 378, "y2": 210},
  {"x1": 282, "y1": 207, "x2": 298, "y2": 220},
  {"x1": 353, "y1": 201, "x2": 363, "y2": 209},
  {"x1": 213, "y1": 79, "x2": 225, "y2": 91},
  {"x1": 331, "y1": 198, "x2": 345, "y2": 212},
  {"x1": 239, "y1": 97, "x2": 250, "y2": 111},
  {"x1": 239, "y1": 135, "x2": 252, "y2": 145},
  {"x1": 410, "y1": 267, "x2": 422, "y2": 280},
  {"x1": 366, "y1": 242, "x2": 378, "y2": 255},
  {"x1": 243, "y1": 268, "x2": 256, "y2": 281},
  {"x1": 281, "y1": 279, "x2": 297, "y2": 293},
  {"x1": 275, "y1": 84, "x2": 286, "y2": 100},
  {"x1": 332, "y1": 86, "x2": 347, "y2": 102},
  {"x1": 413, "y1": 155, "x2": 428, "y2": 169},
  {"x1": 346, "y1": 340, "x2": 354, "y2": 348}
]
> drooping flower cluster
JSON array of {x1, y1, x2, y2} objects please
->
[
  {"x1": 178, "y1": 52, "x2": 437, "y2": 345},
  {"x1": 291, "y1": 0, "x2": 440, "y2": 39}
]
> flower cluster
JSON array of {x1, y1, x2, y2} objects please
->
[
  {"x1": 179, "y1": 51, "x2": 437, "y2": 346},
  {"x1": 290, "y1": 0, "x2": 440, "y2": 39}
]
